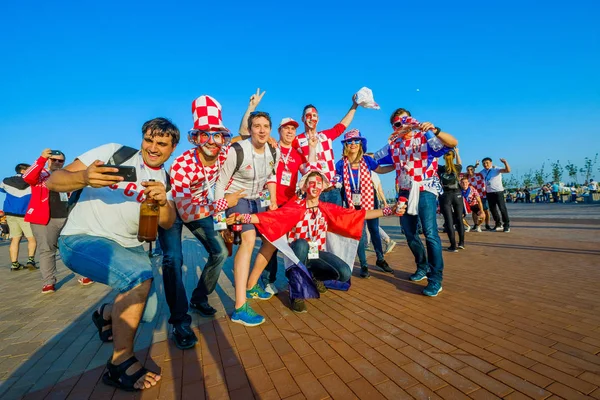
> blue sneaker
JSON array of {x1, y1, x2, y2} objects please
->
[
  {"x1": 231, "y1": 303, "x2": 265, "y2": 327},
  {"x1": 409, "y1": 269, "x2": 428, "y2": 282},
  {"x1": 423, "y1": 281, "x2": 443, "y2": 297},
  {"x1": 246, "y1": 284, "x2": 273, "y2": 300}
]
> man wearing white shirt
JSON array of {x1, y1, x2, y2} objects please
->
[
  {"x1": 47, "y1": 118, "x2": 178, "y2": 391},
  {"x1": 480, "y1": 157, "x2": 511, "y2": 232}
]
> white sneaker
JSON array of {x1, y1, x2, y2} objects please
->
[
  {"x1": 385, "y1": 240, "x2": 397, "y2": 255},
  {"x1": 475, "y1": 225, "x2": 482, "y2": 232},
  {"x1": 464, "y1": 226, "x2": 471, "y2": 232},
  {"x1": 264, "y1": 282, "x2": 278, "y2": 295}
]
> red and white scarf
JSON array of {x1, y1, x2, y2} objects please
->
[{"x1": 342, "y1": 157, "x2": 374, "y2": 211}]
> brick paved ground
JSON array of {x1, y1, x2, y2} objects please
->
[{"x1": 0, "y1": 203, "x2": 599, "y2": 399}]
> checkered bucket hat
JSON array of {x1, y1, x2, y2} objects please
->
[{"x1": 191, "y1": 95, "x2": 229, "y2": 132}]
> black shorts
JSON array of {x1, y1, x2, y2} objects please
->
[{"x1": 470, "y1": 205, "x2": 481, "y2": 215}]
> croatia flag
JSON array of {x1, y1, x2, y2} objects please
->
[{"x1": 254, "y1": 197, "x2": 366, "y2": 299}]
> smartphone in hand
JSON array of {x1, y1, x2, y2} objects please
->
[{"x1": 103, "y1": 165, "x2": 137, "y2": 182}]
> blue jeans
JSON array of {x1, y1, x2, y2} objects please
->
[
  {"x1": 319, "y1": 188, "x2": 342, "y2": 206},
  {"x1": 289, "y1": 239, "x2": 351, "y2": 286},
  {"x1": 157, "y1": 215, "x2": 190, "y2": 326},
  {"x1": 58, "y1": 234, "x2": 158, "y2": 322},
  {"x1": 159, "y1": 213, "x2": 228, "y2": 326},
  {"x1": 358, "y1": 196, "x2": 384, "y2": 264},
  {"x1": 358, "y1": 218, "x2": 384, "y2": 266},
  {"x1": 398, "y1": 190, "x2": 444, "y2": 284}
]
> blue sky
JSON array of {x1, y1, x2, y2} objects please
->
[{"x1": 1, "y1": 0, "x2": 599, "y2": 203}]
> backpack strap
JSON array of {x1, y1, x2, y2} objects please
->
[
  {"x1": 267, "y1": 143, "x2": 277, "y2": 176},
  {"x1": 163, "y1": 167, "x2": 171, "y2": 193},
  {"x1": 232, "y1": 142, "x2": 244, "y2": 175},
  {"x1": 109, "y1": 146, "x2": 139, "y2": 166},
  {"x1": 69, "y1": 145, "x2": 141, "y2": 213}
]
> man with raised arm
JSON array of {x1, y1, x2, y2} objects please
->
[{"x1": 292, "y1": 96, "x2": 359, "y2": 205}]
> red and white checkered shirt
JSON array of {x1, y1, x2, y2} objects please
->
[
  {"x1": 390, "y1": 131, "x2": 440, "y2": 191},
  {"x1": 288, "y1": 207, "x2": 328, "y2": 251},
  {"x1": 170, "y1": 145, "x2": 230, "y2": 223},
  {"x1": 468, "y1": 173, "x2": 486, "y2": 198},
  {"x1": 293, "y1": 124, "x2": 346, "y2": 184},
  {"x1": 463, "y1": 186, "x2": 481, "y2": 206}
]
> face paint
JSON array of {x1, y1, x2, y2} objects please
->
[
  {"x1": 200, "y1": 144, "x2": 220, "y2": 157},
  {"x1": 305, "y1": 175, "x2": 324, "y2": 198},
  {"x1": 303, "y1": 108, "x2": 319, "y2": 129}
]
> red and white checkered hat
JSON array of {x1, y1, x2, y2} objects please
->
[
  {"x1": 298, "y1": 166, "x2": 332, "y2": 191},
  {"x1": 191, "y1": 95, "x2": 229, "y2": 132}
]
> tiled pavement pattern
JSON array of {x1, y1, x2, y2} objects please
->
[{"x1": 0, "y1": 203, "x2": 599, "y2": 399}]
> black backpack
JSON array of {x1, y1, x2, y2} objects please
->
[{"x1": 68, "y1": 146, "x2": 171, "y2": 211}]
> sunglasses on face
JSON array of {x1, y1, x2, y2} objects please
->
[
  {"x1": 50, "y1": 158, "x2": 65, "y2": 163},
  {"x1": 392, "y1": 116, "x2": 418, "y2": 129},
  {"x1": 345, "y1": 139, "x2": 361, "y2": 145},
  {"x1": 188, "y1": 130, "x2": 230, "y2": 145}
]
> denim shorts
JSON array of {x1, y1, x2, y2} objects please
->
[
  {"x1": 58, "y1": 234, "x2": 154, "y2": 293},
  {"x1": 226, "y1": 198, "x2": 266, "y2": 233},
  {"x1": 481, "y1": 197, "x2": 489, "y2": 210}
]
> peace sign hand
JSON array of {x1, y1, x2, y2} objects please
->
[{"x1": 249, "y1": 88, "x2": 266, "y2": 109}]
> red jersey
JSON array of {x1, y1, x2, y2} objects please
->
[
  {"x1": 293, "y1": 123, "x2": 346, "y2": 184},
  {"x1": 276, "y1": 146, "x2": 304, "y2": 206}
]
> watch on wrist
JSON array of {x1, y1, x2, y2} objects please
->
[{"x1": 434, "y1": 127, "x2": 441, "y2": 136}]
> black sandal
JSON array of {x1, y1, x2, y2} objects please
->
[
  {"x1": 102, "y1": 356, "x2": 156, "y2": 392},
  {"x1": 92, "y1": 303, "x2": 113, "y2": 342}
]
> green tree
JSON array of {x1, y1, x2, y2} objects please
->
[
  {"x1": 580, "y1": 153, "x2": 598, "y2": 183},
  {"x1": 503, "y1": 175, "x2": 520, "y2": 190},
  {"x1": 522, "y1": 171, "x2": 534, "y2": 188},
  {"x1": 551, "y1": 160, "x2": 564, "y2": 183},
  {"x1": 534, "y1": 162, "x2": 549, "y2": 186},
  {"x1": 565, "y1": 161, "x2": 578, "y2": 184}
]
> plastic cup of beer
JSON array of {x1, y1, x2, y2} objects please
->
[{"x1": 397, "y1": 196, "x2": 408, "y2": 216}]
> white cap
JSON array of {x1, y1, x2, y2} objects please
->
[{"x1": 278, "y1": 117, "x2": 299, "y2": 129}]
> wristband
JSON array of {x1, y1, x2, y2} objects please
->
[
  {"x1": 382, "y1": 206, "x2": 393, "y2": 217},
  {"x1": 241, "y1": 214, "x2": 252, "y2": 224},
  {"x1": 214, "y1": 198, "x2": 229, "y2": 212},
  {"x1": 434, "y1": 127, "x2": 441, "y2": 136}
]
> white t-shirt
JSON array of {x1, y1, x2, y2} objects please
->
[
  {"x1": 371, "y1": 171, "x2": 382, "y2": 192},
  {"x1": 214, "y1": 139, "x2": 280, "y2": 200},
  {"x1": 61, "y1": 143, "x2": 170, "y2": 248},
  {"x1": 480, "y1": 167, "x2": 504, "y2": 193}
]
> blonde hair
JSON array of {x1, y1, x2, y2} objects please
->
[
  {"x1": 444, "y1": 151, "x2": 458, "y2": 176},
  {"x1": 343, "y1": 144, "x2": 364, "y2": 162}
]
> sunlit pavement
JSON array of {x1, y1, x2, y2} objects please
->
[{"x1": 0, "y1": 203, "x2": 599, "y2": 399}]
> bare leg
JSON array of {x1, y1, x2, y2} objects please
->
[
  {"x1": 26, "y1": 236, "x2": 36, "y2": 258},
  {"x1": 9, "y1": 237, "x2": 20, "y2": 262},
  {"x1": 234, "y1": 230, "x2": 256, "y2": 309},
  {"x1": 111, "y1": 279, "x2": 160, "y2": 389},
  {"x1": 247, "y1": 241, "x2": 276, "y2": 290}
]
